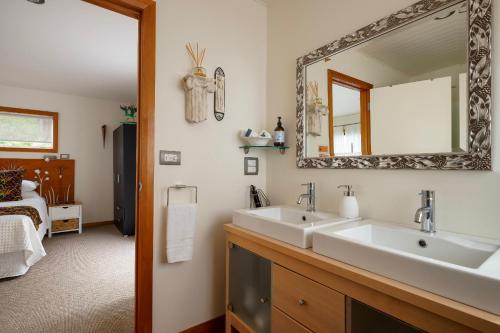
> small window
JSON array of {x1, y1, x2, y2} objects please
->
[{"x1": 0, "y1": 106, "x2": 58, "y2": 153}]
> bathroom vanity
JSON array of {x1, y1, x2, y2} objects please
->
[{"x1": 224, "y1": 224, "x2": 500, "y2": 333}]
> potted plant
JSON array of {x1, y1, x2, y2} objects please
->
[{"x1": 120, "y1": 105, "x2": 137, "y2": 123}]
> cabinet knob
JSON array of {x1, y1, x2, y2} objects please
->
[
  {"x1": 259, "y1": 297, "x2": 268, "y2": 304},
  {"x1": 298, "y1": 299, "x2": 306, "y2": 306}
]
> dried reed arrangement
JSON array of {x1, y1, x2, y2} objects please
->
[
  {"x1": 185, "y1": 42, "x2": 207, "y2": 76},
  {"x1": 307, "y1": 81, "x2": 320, "y2": 99}
]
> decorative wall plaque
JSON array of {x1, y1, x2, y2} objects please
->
[{"x1": 214, "y1": 67, "x2": 226, "y2": 121}]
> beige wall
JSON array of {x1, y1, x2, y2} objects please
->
[
  {"x1": 0, "y1": 84, "x2": 124, "y2": 223},
  {"x1": 267, "y1": 0, "x2": 500, "y2": 240},
  {"x1": 153, "y1": 0, "x2": 267, "y2": 331}
]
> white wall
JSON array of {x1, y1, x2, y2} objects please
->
[
  {"x1": 326, "y1": 46, "x2": 409, "y2": 88},
  {"x1": 0, "y1": 84, "x2": 124, "y2": 223},
  {"x1": 153, "y1": 0, "x2": 267, "y2": 331},
  {"x1": 267, "y1": 0, "x2": 500, "y2": 241},
  {"x1": 371, "y1": 77, "x2": 452, "y2": 154}
]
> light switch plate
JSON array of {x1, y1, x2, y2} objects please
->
[
  {"x1": 160, "y1": 150, "x2": 181, "y2": 165},
  {"x1": 244, "y1": 157, "x2": 259, "y2": 175}
]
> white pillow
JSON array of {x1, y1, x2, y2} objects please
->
[{"x1": 21, "y1": 180, "x2": 38, "y2": 192}]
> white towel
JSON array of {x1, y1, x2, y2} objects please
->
[{"x1": 166, "y1": 203, "x2": 197, "y2": 263}]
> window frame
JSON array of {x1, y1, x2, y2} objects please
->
[{"x1": 0, "y1": 106, "x2": 59, "y2": 153}]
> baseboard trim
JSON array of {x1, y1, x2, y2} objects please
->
[
  {"x1": 83, "y1": 221, "x2": 114, "y2": 228},
  {"x1": 179, "y1": 315, "x2": 225, "y2": 333}
]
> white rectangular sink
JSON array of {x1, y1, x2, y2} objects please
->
[
  {"x1": 233, "y1": 206, "x2": 358, "y2": 248},
  {"x1": 313, "y1": 220, "x2": 500, "y2": 315}
]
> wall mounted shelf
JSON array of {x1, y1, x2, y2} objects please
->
[{"x1": 240, "y1": 145, "x2": 289, "y2": 155}]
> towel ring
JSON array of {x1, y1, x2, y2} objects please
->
[{"x1": 166, "y1": 185, "x2": 198, "y2": 206}]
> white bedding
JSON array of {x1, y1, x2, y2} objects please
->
[{"x1": 0, "y1": 191, "x2": 48, "y2": 278}]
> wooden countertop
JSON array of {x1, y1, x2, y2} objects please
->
[{"x1": 224, "y1": 223, "x2": 500, "y2": 333}]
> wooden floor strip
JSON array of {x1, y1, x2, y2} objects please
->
[
  {"x1": 83, "y1": 220, "x2": 114, "y2": 228},
  {"x1": 179, "y1": 315, "x2": 225, "y2": 333}
]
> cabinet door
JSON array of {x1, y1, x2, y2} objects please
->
[
  {"x1": 347, "y1": 298, "x2": 426, "y2": 333},
  {"x1": 229, "y1": 245, "x2": 271, "y2": 333},
  {"x1": 113, "y1": 126, "x2": 124, "y2": 207}
]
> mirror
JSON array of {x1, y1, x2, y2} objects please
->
[
  {"x1": 305, "y1": 1, "x2": 468, "y2": 158},
  {"x1": 297, "y1": 0, "x2": 491, "y2": 170}
]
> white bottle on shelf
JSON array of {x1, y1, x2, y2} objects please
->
[{"x1": 337, "y1": 185, "x2": 359, "y2": 219}]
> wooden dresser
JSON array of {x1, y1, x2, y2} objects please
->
[{"x1": 224, "y1": 224, "x2": 500, "y2": 333}]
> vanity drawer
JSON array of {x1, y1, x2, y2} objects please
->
[
  {"x1": 272, "y1": 306, "x2": 312, "y2": 333},
  {"x1": 272, "y1": 264, "x2": 345, "y2": 333}
]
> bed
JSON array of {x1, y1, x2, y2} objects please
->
[
  {"x1": 0, "y1": 191, "x2": 49, "y2": 279},
  {"x1": 0, "y1": 158, "x2": 75, "y2": 278}
]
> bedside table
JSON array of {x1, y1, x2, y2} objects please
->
[{"x1": 48, "y1": 202, "x2": 82, "y2": 238}]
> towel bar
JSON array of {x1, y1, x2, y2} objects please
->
[{"x1": 166, "y1": 185, "x2": 198, "y2": 206}]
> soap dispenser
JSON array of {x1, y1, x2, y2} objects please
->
[{"x1": 338, "y1": 185, "x2": 359, "y2": 219}]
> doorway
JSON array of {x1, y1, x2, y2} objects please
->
[
  {"x1": 327, "y1": 69, "x2": 372, "y2": 156},
  {"x1": 83, "y1": 1, "x2": 155, "y2": 332}
]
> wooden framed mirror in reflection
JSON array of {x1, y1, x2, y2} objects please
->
[{"x1": 327, "y1": 69, "x2": 372, "y2": 157}]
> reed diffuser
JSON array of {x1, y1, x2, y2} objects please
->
[
  {"x1": 185, "y1": 42, "x2": 207, "y2": 77},
  {"x1": 307, "y1": 81, "x2": 322, "y2": 104},
  {"x1": 306, "y1": 81, "x2": 328, "y2": 136},
  {"x1": 183, "y1": 42, "x2": 216, "y2": 123}
]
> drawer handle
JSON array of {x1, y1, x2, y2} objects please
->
[
  {"x1": 298, "y1": 299, "x2": 306, "y2": 306},
  {"x1": 62, "y1": 207, "x2": 69, "y2": 209}
]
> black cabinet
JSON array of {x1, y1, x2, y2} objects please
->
[{"x1": 113, "y1": 124, "x2": 136, "y2": 236}]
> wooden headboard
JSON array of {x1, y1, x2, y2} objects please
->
[{"x1": 0, "y1": 158, "x2": 75, "y2": 205}]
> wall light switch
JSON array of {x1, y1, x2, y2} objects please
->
[
  {"x1": 160, "y1": 150, "x2": 181, "y2": 165},
  {"x1": 244, "y1": 157, "x2": 259, "y2": 175}
]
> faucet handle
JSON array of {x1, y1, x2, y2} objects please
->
[
  {"x1": 419, "y1": 190, "x2": 435, "y2": 198},
  {"x1": 338, "y1": 185, "x2": 354, "y2": 196}
]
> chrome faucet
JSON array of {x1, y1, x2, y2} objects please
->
[
  {"x1": 297, "y1": 182, "x2": 316, "y2": 212},
  {"x1": 414, "y1": 190, "x2": 435, "y2": 233}
]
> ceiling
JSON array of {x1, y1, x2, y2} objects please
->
[
  {"x1": 357, "y1": 1, "x2": 467, "y2": 77},
  {"x1": 0, "y1": 0, "x2": 138, "y2": 102}
]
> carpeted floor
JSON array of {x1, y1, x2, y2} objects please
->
[{"x1": 0, "y1": 225, "x2": 135, "y2": 333}]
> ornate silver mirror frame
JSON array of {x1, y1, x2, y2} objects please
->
[{"x1": 296, "y1": 0, "x2": 491, "y2": 170}]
